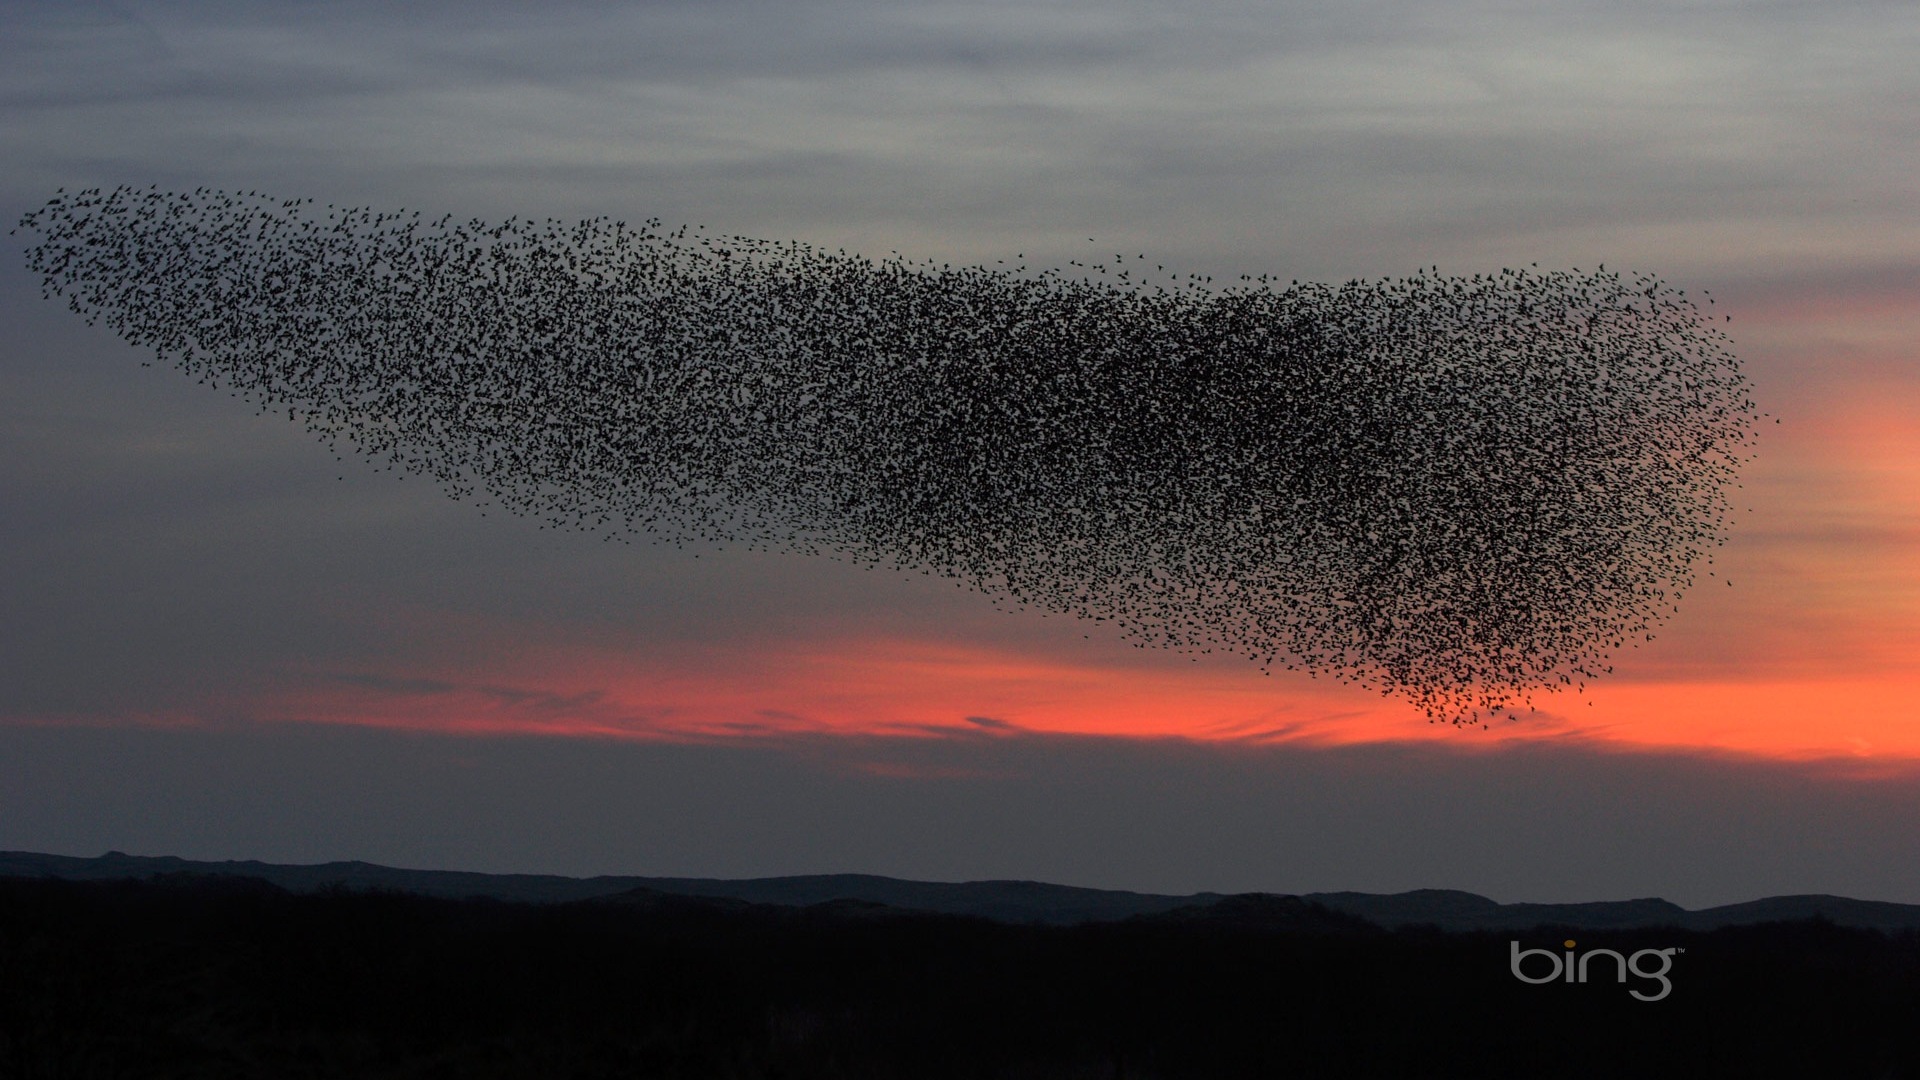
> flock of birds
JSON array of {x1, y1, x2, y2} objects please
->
[{"x1": 16, "y1": 185, "x2": 1760, "y2": 724}]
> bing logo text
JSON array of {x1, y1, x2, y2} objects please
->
[{"x1": 1510, "y1": 939, "x2": 1680, "y2": 1002}]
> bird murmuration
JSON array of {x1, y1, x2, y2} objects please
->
[{"x1": 16, "y1": 185, "x2": 1760, "y2": 724}]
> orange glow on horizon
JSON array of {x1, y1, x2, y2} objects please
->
[
  {"x1": 186, "y1": 628, "x2": 1920, "y2": 772},
  {"x1": 10, "y1": 340, "x2": 1912, "y2": 775},
  {"x1": 214, "y1": 386, "x2": 1917, "y2": 769}
]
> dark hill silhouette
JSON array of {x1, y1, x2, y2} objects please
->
[
  {"x1": 4, "y1": 871, "x2": 1917, "y2": 1078},
  {"x1": 5, "y1": 849, "x2": 1918, "y2": 932},
  {"x1": 1686, "y1": 894, "x2": 1920, "y2": 933},
  {"x1": 1132, "y1": 892, "x2": 1384, "y2": 934},
  {"x1": 0, "y1": 850, "x2": 1216, "y2": 924},
  {"x1": 1310, "y1": 888, "x2": 1692, "y2": 930}
]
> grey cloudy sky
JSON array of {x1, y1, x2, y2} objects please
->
[{"x1": 4, "y1": 0, "x2": 1918, "y2": 906}]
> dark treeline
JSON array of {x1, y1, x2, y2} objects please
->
[{"x1": 2, "y1": 875, "x2": 1915, "y2": 1078}]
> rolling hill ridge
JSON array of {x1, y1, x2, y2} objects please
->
[{"x1": 5, "y1": 849, "x2": 1915, "y2": 932}]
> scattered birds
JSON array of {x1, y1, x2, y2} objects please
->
[{"x1": 15, "y1": 186, "x2": 1760, "y2": 724}]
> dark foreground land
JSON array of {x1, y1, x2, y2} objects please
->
[{"x1": 2, "y1": 876, "x2": 1916, "y2": 1079}]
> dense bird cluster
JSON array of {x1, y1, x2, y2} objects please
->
[{"x1": 17, "y1": 185, "x2": 1759, "y2": 723}]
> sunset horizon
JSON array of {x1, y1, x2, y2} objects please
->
[{"x1": 6, "y1": 0, "x2": 1918, "y2": 925}]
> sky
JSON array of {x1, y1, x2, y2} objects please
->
[{"x1": 2, "y1": 0, "x2": 1916, "y2": 908}]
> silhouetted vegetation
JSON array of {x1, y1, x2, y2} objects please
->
[{"x1": 2, "y1": 876, "x2": 1915, "y2": 1078}]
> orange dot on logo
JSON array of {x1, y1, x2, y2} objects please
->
[{"x1": 1564, "y1": 940, "x2": 1577, "y2": 948}]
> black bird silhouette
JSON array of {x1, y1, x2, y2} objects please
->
[{"x1": 14, "y1": 186, "x2": 1759, "y2": 723}]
